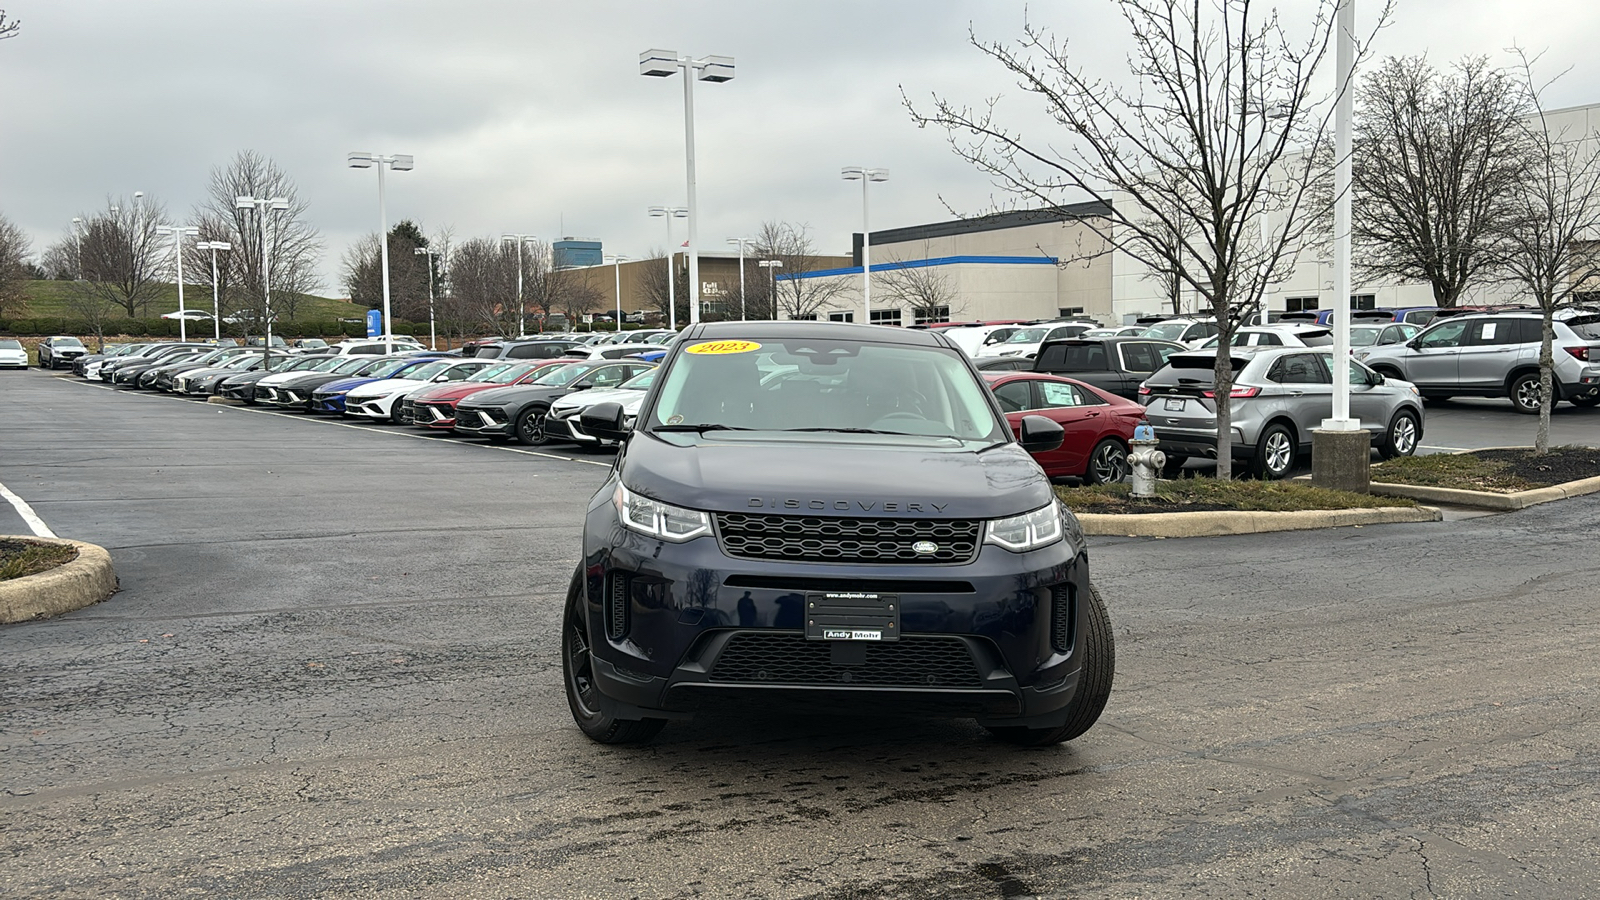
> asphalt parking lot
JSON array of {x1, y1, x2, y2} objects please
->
[{"x1": 4, "y1": 368, "x2": 1600, "y2": 899}]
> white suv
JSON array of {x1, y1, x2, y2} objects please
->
[{"x1": 330, "y1": 336, "x2": 426, "y2": 356}]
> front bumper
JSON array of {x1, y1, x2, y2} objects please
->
[
  {"x1": 265, "y1": 387, "x2": 310, "y2": 409},
  {"x1": 581, "y1": 504, "x2": 1089, "y2": 726},
  {"x1": 452, "y1": 406, "x2": 512, "y2": 437},
  {"x1": 412, "y1": 400, "x2": 458, "y2": 429},
  {"x1": 345, "y1": 394, "x2": 395, "y2": 418}
]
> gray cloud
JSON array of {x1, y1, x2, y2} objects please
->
[{"x1": 2, "y1": 0, "x2": 1597, "y2": 294}]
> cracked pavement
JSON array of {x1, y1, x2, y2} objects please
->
[{"x1": 3, "y1": 369, "x2": 1600, "y2": 898}]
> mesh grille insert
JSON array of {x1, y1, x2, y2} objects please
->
[
  {"x1": 715, "y1": 514, "x2": 980, "y2": 565},
  {"x1": 1051, "y1": 583, "x2": 1074, "y2": 653},
  {"x1": 708, "y1": 633, "x2": 982, "y2": 687}
]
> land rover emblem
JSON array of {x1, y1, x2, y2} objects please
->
[{"x1": 912, "y1": 540, "x2": 938, "y2": 555}]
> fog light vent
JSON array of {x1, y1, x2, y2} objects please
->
[
  {"x1": 606, "y1": 572, "x2": 629, "y2": 639},
  {"x1": 1051, "y1": 583, "x2": 1075, "y2": 653}
]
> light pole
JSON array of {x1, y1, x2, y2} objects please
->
[
  {"x1": 758, "y1": 259, "x2": 783, "y2": 319},
  {"x1": 1326, "y1": 0, "x2": 1358, "y2": 433},
  {"x1": 195, "y1": 241, "x2": 231, "y2": 341},
  {"x1": 501, "y1": 233, "x2": 537, "y2": 335},
  {"x1": 235, "y1": 195, "x2": 291, "y2": 364},
  {"x1": 605, "y1": 255, "x2": 631, "y2": 334},
  {"x1": 640, "y1": 49, "x2": 735, "y2": 327},
  {"x1": 726, "y1": 237, "x2": 755, "y2": 321},
  {"x1": 347, "y1": 152, "x2": 414, "y2": 354},
  {"x1": 841, "y1": 167, "x2": 889, "y2": 323},
  {"x1": 155, "y1": 224, "x2": 200, "y2": 341},
  {"x1": 648, "y1": 207, "x2": 688, "y2": 330},
  {"x1": 414, "y1": 246, "x2": 439, "y2": 349}
]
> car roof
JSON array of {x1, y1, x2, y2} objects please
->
[{"x1": 684, "y1": 320, "x2": 946, "y2": 347}]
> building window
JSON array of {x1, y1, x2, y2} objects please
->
[
  {"x1": 1350, "y1": 294, "x2": 1376, "y2": 310},
  {"x1": 912, "y1": 306, "x2": 950, "y2": 325},
  {"x1": 1285, "y1": 296, "x2": 1320, "y2": 312},
  {"x1": 869, "y1": 308, "x2": 903, "y2": 327},
  {"x1": 790, "y1": 313, "x2": 818, "y2": 321},
  {"x1": 1057, "y1": 307, "x2": 1084, "y2": 317},
  {"x1": 828, "y1": 311, "x2": 855, "y2": 323}
]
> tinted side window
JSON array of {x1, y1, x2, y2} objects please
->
[
  {"x1": 1119, "y1": 343, "x2": 1157, "y2": 372},
  {"x1": 508, "y1": 345, "x2": 538, "y2": 359},
  {"x1": 992, "y1": 380, "x2": 1034, "y2": 413},
  {"x1": 1469, "y1": 319, "x2": 1520, "y2": 346},
  {"x1": 1270, "y1": 354, "x2": 1327, "y2": 384},
  {"x1": 1417, "y1": 320, "x2": 1468, "y2": 349}
]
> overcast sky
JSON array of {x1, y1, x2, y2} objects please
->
[{"x1": 3, "y1": 0, "x2": 1598, "y2": 296}]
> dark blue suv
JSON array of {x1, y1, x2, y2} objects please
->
[{"x1": 565, "y1": 321, "x2": 1115, "y2": 746}]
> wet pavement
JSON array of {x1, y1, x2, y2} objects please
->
[{"x1": 4, "y1": 369, "x2": 1600, "y2": 898}]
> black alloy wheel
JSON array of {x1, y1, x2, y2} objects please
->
[
  {"x1": 1085, "y1": 439, "x2": 1130, "y2": 485},
  {"x1": 516, "y1": 406, "x2": 551, "y2": 446},
  {"x1": 562, "y1": 566, "x2": 666, "y2": 744}
]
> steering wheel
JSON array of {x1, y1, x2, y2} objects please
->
[{"x1": 874, "y1": 411, "x2": 928, "y2": 423}]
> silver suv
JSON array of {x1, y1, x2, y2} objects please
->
[
  {"x1": 1141, "y1": 348, "x2": 1425, "y2": 479},
  {"x1": 1356, "y1": 310, "x2": 1600, "y2": 414}
]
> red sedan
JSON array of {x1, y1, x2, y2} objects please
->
[
  {"x1": 983, "y1": 372, "x2": 1148, "y2": 483},
  {"x1": 408, "y1": 359, "x2": 572, "y2": 430}
]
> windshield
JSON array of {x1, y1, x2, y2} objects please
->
[
  {"x1": 1004, "y1": 328, "x2": 1048, "y2": 344},
  {"x1": 1349, "y1": 327, "x2": 1383, "y2": 347},
  {"x1": 360, "y1": 359, "x2": 413, "y2": 377},
  {"x1": 466, "y1": 363, "x2": 516, "y2": 382},
  {"x1": 406, "y1": 361, "x2": 453, "y2": 381},
  {"x1": 226, "y1": 355, "x2": 262, "y2": 369},
  {"x1": 648, "y1": 339, "x2": 1006, "y2": 441},
  {"x1": 621, "y1": 368, "x2": 658, "y2": 390},
  {"x1": 0, "y1": 340, "x2": 21, "y2": 350},
  {"x1": 54, "y1": 337, "x2": 86, "y2": 347},
  {"x1": 1141, "y1": 323, "x2": 1189, "y2": 341},
  {"x1": 535, "y1": 362, "x2": 599, "y2": 386},
  {"x1": 1568, "y1": 315, "x2": 1600, "y2": 340}
]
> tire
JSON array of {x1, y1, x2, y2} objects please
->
[
  {"x1": 1509, "y1": 372, "x2": 1545, "y2": 415},
  {"x1": 986, "y1": 582, "x2": 1115, "y2": 747},
  {"x1": 562, "y1": 566, "x2": 667, "y2": 745},
  {"x1": 1249, "y1": 422, "x2": 1296, "y2": 480},
  {"x1": 1378, "y1": 409, "x2": 1421, "y2": 460},
  {"x1": 515, "y1": 405, "x2": 550, "y2": 446},
  {"x1": 389, "y1": 401, "x2": 406, "y2": 425},
  {"x1": 1084, "y1": 439, "x2": 1130, "y2": 485},
  {"x1": 1160, "y1": 455, "x2": 1189, "y2": 478}
]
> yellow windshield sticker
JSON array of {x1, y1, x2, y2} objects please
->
[{"x1": 685, "y1": 340, "x2": 762, "y2": 355}]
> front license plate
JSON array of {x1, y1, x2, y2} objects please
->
[
  {"x1": 805, "y1": 592, "x2": 900, "y2": 642},
  {"x1": 1163, "y1": 398, "x2": 1186, "y2": 411}
]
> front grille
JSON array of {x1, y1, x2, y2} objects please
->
[
  {"x1": 1050, "y1": 584, "x2": 1074, "y2": 653},
  {"x1": 708, "y1": 633, "x2": 982, "y2": 687},
  {"x1": 419, "y1": 403, "x2": 451, "y2": 422},
  {"x1": 715, "y1": 514, "x2": 980, "y2": 565}
]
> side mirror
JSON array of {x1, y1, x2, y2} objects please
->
[
  {"x1": 581, "y1": 401, "x2": 631, "y2": 442},
  {"x1": 1017, "y1": 414, "x2": 1065, "y2": 453},
  {"x1": 1406, "y1": 338, "x2": 1423, "y2": 350},
  {"x1": 433, "y1": 374, "x2": 449, "y2": 382},
  {"x1": 1372, "y1": 373, "x2": 1386, "y2": 386},
  {"x1": 571, "y1": 382, "x2": 592, "y2": 391}
]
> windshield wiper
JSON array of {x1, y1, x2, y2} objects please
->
[
  {"x1": 651, "y1": 423, "x2": 751, "y2": 433},
  {"x1": 782, "y1": 427, "x2": 952, "y2": 438}
]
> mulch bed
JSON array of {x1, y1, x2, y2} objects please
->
[
  {"x1": 0, "y1": 538, "x2": 78, "y2": 581},
  {"x1": 1473, "y1": 447, "x2": 1600, "y2": 488}
]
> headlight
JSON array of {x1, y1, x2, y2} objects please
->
[
  {"x1": 984, "y1": 500, "x2": 1065, "y2": 552},
  {"x1": 613, "y1": 483, "x2": 711, "y2": 542}
]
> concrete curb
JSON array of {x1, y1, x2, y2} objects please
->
[
  {"x1": 1078, "y1": 505, "x2": 1442, "y2": 538},
  {"x1": 0, "y1": 537, "x2": 118, "y2": 624},
  {"x1": 1369, "y1": 474, "x2": 1600, "y2": 510}
]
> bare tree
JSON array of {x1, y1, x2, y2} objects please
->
[
  {"x1": 40, "y1": 241, "x2": 78, "y2": 281},
  {"x1": 877, "y1": 242, "x2": 962, "y2": 323},
  {"x1": 1493, "y1": 51, "x2": 1600, "y2": 452},
  {"x1": 0, "y1": 212, "x2": 29, "y2": 317},
  {"x1": 0, "y1": 9, "x2": 19, "y2": 42},
  {"x1": 340, "y1": 221, "x2": 431, "y2": 320},
  {"x1": 638, "y1": 249, "x2": 690, "y2": 324},
  {"x1": 446, "y1": 237, "x2": 518, "y2": 336},
  {"x1": 755, "y1": 221, "x2": 850, "y2": 320},
  {"x1": 191, "y1": 151, "x2": 322, "y2": 328},
  {"x1": 907, "y1": 0, "x2": 1373, "y2": 479},
  {"x1": 70, "y1": 196, "x2": 168, "y2": 317},
  {"x1": 557, "y1": 268, "x2": 605, "y2": 324},
  {"x1": 1353, "y1": 56, "x2": 1531, "y2": 307}
]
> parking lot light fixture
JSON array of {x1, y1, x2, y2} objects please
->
[
  {"x1": 414, "y1": 246, "x2": 440, "y2": 349},
  {"x1": 235, "y1": 195, "x2": 292, "y2": 363},
  {"x1": 648, "y1": 207, "x2": 688, "y2": 330},
  {"x1": 501, "y1": 233, "x2": 537, "y2": 336},
  {"x1": 155, "y1": 224, "x2": 200, "y2": 340},
  {"x1": 841, "y1": 167, "x2": 889, "y2": 322},
  {"x1": 758, "y1": 259, "x2": 783, "y2": 318},
  {"x1": 195, "y1": 241, "x2": 231, "y2": 341},
  {"x1": 348, "y1": 152, "x2": 414, "y2": 354},
  {"x1": 727, "y1": 238, "x2": 756, "y2": 321},
  {"x1": 605, "y1": 255, "x2": 631, "y2": 333},
  {"x1": 641, "y1": 49, "x2": 735, "y2": 327}
]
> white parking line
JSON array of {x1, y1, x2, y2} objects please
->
[
  {"x1": 66, "y1": 378, "x2": 612, "y2": 467},
  {"x1": 0, "y1": 480, "x2": 57, "y2": 538}
]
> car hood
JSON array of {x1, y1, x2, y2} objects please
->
[
  {"x1": 621, "y1": 433, "x2": 1055, "y2": 520},
  {"x1": 315, "y1": 376, "x2": 386, "y2": 394},
  {"x1": 347, "y1": 377, "x2": 426, "y2": 398},
  {"x1": 551, "y1": 386, "x2": 640, "y2": 413},
  {"x1": 408, "y1": 382, "x2": 507, "y2": 403},
  {"x1": 457, "y1": 384, "x2": 567, "y2": 408}
]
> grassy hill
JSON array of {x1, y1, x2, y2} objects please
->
[{"x1": 16, "y1": 280, "x2": 360, "y2": 321}]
